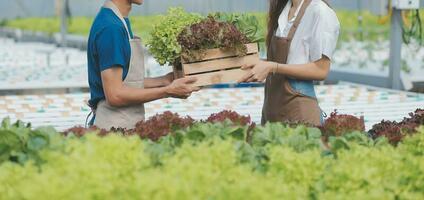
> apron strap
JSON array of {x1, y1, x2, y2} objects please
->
[
  {"x1": 86, "y1": 101, "x2": 96, "y2": 128},
  {"x1": 321, "y1": 0, "x2": 332, "y2": 9},
  {"x1": 85, "y1": 110, "x2": 94, "y2": 128},
  {"x1": 287, "y1": 0, "x2": 312, "y2": 40},
  {"x1": 103, "y1": 0, "x2": 132, "y2": 40}
]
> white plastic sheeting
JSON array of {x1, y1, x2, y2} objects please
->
[
  {"x1": 333, "y1": 40, "x2": 424, "y2": 83},
  {"x1": 0, "y1": 83, "x2": 423, "y2": 131},
  {"x1": 0, "y1": 37, "x2": 171, "y2": 90}
]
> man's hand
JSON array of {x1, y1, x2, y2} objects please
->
[
  {"x1": 144, "y1": 72, "x2": 175, "y2": 88},
  {"x1": 165, "y1": 77, "x2": 200, "y2": 98},
  {"x1": 101, "y1": 67, "x2": 198, "y2": 107}
]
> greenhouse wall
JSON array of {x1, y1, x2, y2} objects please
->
[{"x1": 2, "y1": 0, "x2": 423, "y2": 19}]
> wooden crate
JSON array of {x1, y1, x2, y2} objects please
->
[{"x1": 177, "y1": 43, "x2": 260, "y2": 87}]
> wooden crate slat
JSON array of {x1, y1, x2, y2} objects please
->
[
  {"x1": 186, "y1": 68, "x2": 251, "y2": 87},
  {"x1": 183, "y1": 53, "x2": 259, "y2": 75},
  {"x1": 182, "y1": 43, "x2": 259, "y2": 63},
  {"x1": 173, "y1": 65, "x2": 184, "y2": 79}
]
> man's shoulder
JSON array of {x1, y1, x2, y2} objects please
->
[{"x1": 91, "y1": 8, "x2": 125, "y2": 35}]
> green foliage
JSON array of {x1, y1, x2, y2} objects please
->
[
  {"x1": 252, "y1": 123, "x2": 323, "y2": 152},
  {"x1": 213, "y1": 12, "x2": 264, "y2": 43},
  {"x1": 398, "y1": 126, "x2": 424, "y2": 156},
  {"x1": 3, "y1": 10, "x2": 423, "y2": 45},
  {"x1": 0, "y1": 19, "x2": 7, "y2": 27},
  {"x1": 145, "y1": 8, "x2": 203, "y2": 66},
  {"x1": 129, "y1": 15, "x2": 165, "y2": 41},
  {"x1": 3, "y1": 10, "x2": 423, "y2": 43},
  {"x1": 1, "y1": 17, "x2": 92, "y2": 36},
  {"x1": 0, "y1": 116, "x2": 423, "y2": 199},
  {"x1": 177, "y1": 16, "x2": 251, "y2": 62},
  {"x1": 0, "y1": 118, "x2": 64, "y2": 166}
]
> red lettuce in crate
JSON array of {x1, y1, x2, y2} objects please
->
[
  {"x1": 321, "y1": 111, "x2": 365, "y2": 140},
  {"x1": 370, "y1": 109, "x2": 424, "y2": 145},
  {"x1": 135, "y1": 111, "x2": 195, "y2": 141},
  {"x1": 206, "y1": 110, "x2": 252, "y2": 126},
  {"x1": 177, "y1": 16, "x2": 250, "y2": 62}
]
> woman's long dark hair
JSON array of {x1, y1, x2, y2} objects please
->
[{"x1": 266, "y1": 0, "x2": 289, "y2": 49}]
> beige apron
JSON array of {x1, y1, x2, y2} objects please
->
[
  {"x1": 262, "y1": 0, "x2": 321, "y2": 126},
  {"x1": 94, "y1": 1, "x2": 145, "y2": 129}
]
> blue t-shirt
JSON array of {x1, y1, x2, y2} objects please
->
[{"x1": 87, "y1": 7, "x2": 134, "y2": 108}]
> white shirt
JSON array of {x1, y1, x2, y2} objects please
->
[{"x1": 276, "y1": 0, "x2": 340, "y2": 64}]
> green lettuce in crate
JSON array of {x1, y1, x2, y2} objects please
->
[
  {"x1": 146, "y1": 8, "x2": 202, "y2": 66},
  {"x1": 212, "y1": 12, "x2": 264, "y2": 43}
]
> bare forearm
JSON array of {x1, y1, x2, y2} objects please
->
[
  {"x1": 107, "y1": 86, "x2": 169, "y2": 107},
  {"x1": 101, "y1": 68, "x2": 196, "y2": 107},
  {"x1": 274, "y1": 62, "x2": 329, "y2": 81},
  {"x1": 238, "y1": 57, "x2": 331, "y2": 83},
  {"x1": 144, "y1": 77, "x2": 168, "y2": 88}
]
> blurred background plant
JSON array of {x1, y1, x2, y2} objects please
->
[{"x1": 2, "y1": 10, "x2": 423, "y2": 43}]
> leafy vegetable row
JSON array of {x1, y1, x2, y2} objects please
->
[
  {"x1": 0, "y1": 116, "x2": 423, "y2": 199},
  {"x1": 1, "y1": 108, "x2": 423, "y2": 168}
]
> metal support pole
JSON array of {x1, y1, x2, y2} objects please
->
[
  {"x1": 388, "y1": 8, "x2": 403, "y2": 90},
  {"x1": 60, "y1": 0, "x2": 68, "y2": 47},
  {"x1": 357, "y1": 0, "x2": 364, "y2": 41}
]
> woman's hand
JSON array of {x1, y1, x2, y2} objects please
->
[{"x1": 237, "y1": 60, "x2": 275, "y2": 83}]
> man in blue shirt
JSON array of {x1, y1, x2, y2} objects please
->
[{"x1": 87, "y1": 0, "x2": 199, "y2": 129}]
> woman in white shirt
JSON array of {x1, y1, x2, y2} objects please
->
[{"x1": 238, "y1": 0, "x2": 340, "y2": 126}]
